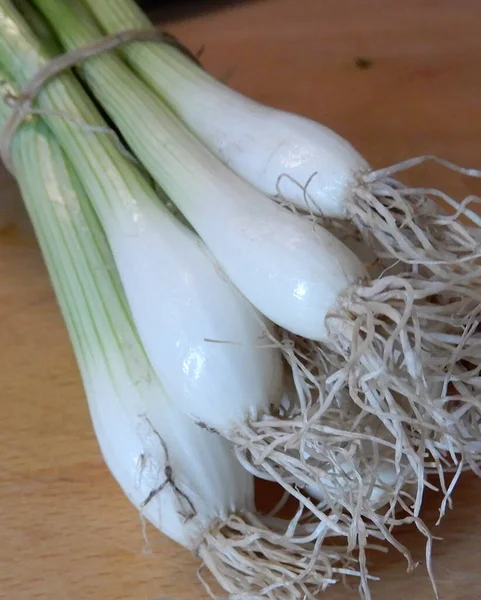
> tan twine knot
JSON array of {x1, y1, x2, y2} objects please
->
[{"x1": 0, "y1": 28, "x2": 201, "y2": 173}]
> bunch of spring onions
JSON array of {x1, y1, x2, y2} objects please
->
[
  {"x1": 0, "y1": 43, "x2": 364, "y2": 600},
  {"x1": 1, "y1": 0, "x2": 480, "y2": 598}
]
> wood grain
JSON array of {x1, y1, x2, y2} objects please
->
[{"x1": 1, "y1": 1, "x2": 481, "y2": 599}]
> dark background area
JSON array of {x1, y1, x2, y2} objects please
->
[{"x1": 140, "y1": 0, "x2": 254, "y2": 21}]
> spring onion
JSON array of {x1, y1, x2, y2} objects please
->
[
  {"x1": 83, "y1": 0, "x2": 481, "y2": 282},
  {"x1": 0, "y1": 8, "x2": 401, "y2": 593},
  {"x1": 2, "y1": 1, "x2": 480, "y2": 597},
  {"x1": 0, "y1": 0, "x2": 287, "y2": 441},
  {"x1": 2, "y1": 0, "x2": 397, "y2": 549},
  {"x1": 82, "y1": 0, "x2": 481, "y2": 439},
  {"x1": 76, "y1": 0, "x2": 481, "y2": 440},
  {"x1": 30, "y1": 0, "x2": 371, "y2": 344},
  {"x1": 0, "y1": 60, "x2": 364, "y2": 600},
  {"x1": 1, "y1": 3, "x2": 375, "y2": 582},
  {"x1": 0, "y1": 63, "x2": 249, "y2": 575},
  {"x1": 22, "y1": 7, "x2": 480, "y2": 589},
  {"x1": 34, "y1": 0, "x2": 481, "y2": 484}
]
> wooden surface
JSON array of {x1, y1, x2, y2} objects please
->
[{"x1": 1, "y1": 1, "x2": 481, "y2": 599}]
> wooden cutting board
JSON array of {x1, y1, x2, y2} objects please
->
[{"x1": 1, "y1": 1, "x2": 480, "y2": 599}]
